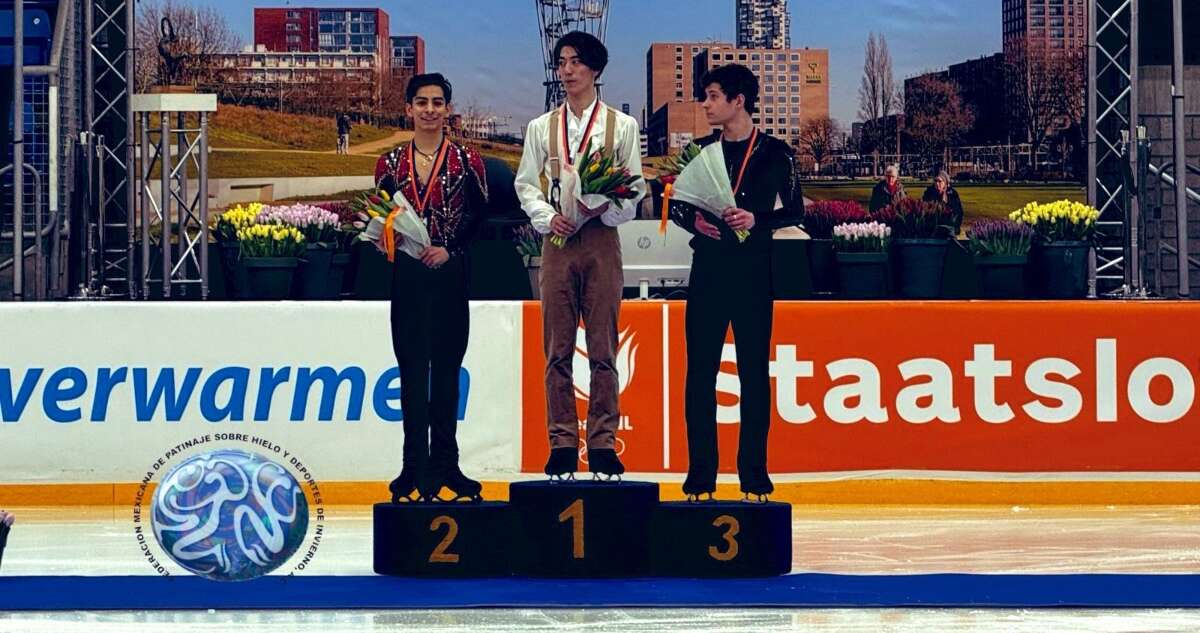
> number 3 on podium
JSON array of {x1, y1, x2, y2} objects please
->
[
  {"x1": 709, "y1": 515, "x2": 740, "y2": 562},
  {"x1": 558, "y1": 499, "x2": 584, "y2": 559}
]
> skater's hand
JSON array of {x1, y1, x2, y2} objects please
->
[
  {"x1": 419, "y1": 246, "x2": 449, "y2": 269},
  {"x1": 550, "y1": 214, "x2": 576, "y2": 238},
  {"x1": 724, "y1": 207, "x2": 755, "y2": 231},
  {"x1": 694, "y1": 213, "x2": 721, "y2": 240}
]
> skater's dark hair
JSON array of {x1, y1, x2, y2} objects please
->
[
  {"x1": 553, "y1": 31, "x2": 609, "y2": 76},
  {"x1": 406, "y1": 73, "x2": 453, "y2": 103},
  {"x1": 699, "y1": 64, "x2": 759, "y2": 114}
]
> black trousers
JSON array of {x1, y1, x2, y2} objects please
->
[
  {"x1": 390, "y1": 254, "x2": 470, "y2": 472},
  {"x1": 683, "y1": 248, "x2": 774, "y2": 494}
]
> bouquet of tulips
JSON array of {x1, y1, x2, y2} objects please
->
[
  {"x1": 665, "y1": 140, "x2": 750, "y2": 242},
  {"x1": 550, "y1": 139, "x2": 641, "y2": 247},
  {"x1": 832, "y1": 221, "x2": 892, "y2": 253},
  {"x1": 350, "y1": 188, "x2": 430, "y2": 261},
  {"x1": 1009, "y1": 199, "x2": 1100, "y2": 242},
  {"x1": 236, "y1": 224, "x2": 306, "y2": 258}
]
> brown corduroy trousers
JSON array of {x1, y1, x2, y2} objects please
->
[{"x1": 540, "y1": 219, "x2": 623, "y2": 450}]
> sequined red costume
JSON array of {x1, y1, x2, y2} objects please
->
[{"x1": 373, "y1": 141, "x2": 489, "y2": 257}]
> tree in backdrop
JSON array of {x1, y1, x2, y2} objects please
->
[
  {"x1": 1005, "y1": 42, "x2": 1086, "y2": 173},
  {"x1": 905, "y1": 75, "x2": 975, "y2": 166},
  {"x1": 134, "y1": 0, "x2": 240, "y2": 91},
  {"x1": 797, "y1": 117, "x2": 840, "y2": 174},
  {"x1": 857, "y1": 32, "x2": 897, "y2": 175}
]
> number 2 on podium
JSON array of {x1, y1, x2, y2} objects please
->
[
  {"x1": 428, "y1": 515, "x2": 460, "y2": 564},
  {"x1": 558, "y1": 499, "x2": 584, "y2": 559},
  {"x1": 709, "y1": 515, "x2": 740, "y2": 562}
]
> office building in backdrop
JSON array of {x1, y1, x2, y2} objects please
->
[
  {"x1": 645, "y1": 41, "x2": 828, "y2": 156},
  {"x1": 736, "y1": 0, "x2": 790, "y2": 49}
]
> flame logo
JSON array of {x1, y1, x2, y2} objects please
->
[{"x1": 573, "y1": 326, "x2": 638, "y2": 400}]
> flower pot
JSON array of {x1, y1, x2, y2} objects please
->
[
  {"x1": 836, "y1": 251, "x2": 890, "y2": 299},
  {"x1": 974, "y1": 253, "x2": 1029, "y2": 299},
  {"x1": 526, "y1": 256, "x2": 543, "y2": 300},
  {"x1": 1034, "y1": 241, "x2": 1090, "y2": 299},
  {"x1": 327, "y1": 253, "x2": 352, "y2": 300},
  {"x1": 893, "y1": 238, "x2": 949, "y2": 299},
  {"x1": 242, "y1": 257, "x2": 300, "y2": 300},
  {"x1": 220, "y1": 242, "x2": 249, "y2": 300},
  {"x1": 297, "y1": 243, "x2": 335, "y2": 299},
  {"x1": 806, "y1": 238, "x2": 838, "y2": 295}
]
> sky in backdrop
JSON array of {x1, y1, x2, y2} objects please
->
[{"x1": 202, "y1": 0, "x2": 1003, "y2": 133}]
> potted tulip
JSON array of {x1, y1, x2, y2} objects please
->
[
  {"x1": 1010, "y1": 200, "x2": 1099, "y2": 299},
  {"x1": 967, "y1": 219, "x2": 1035, "y2": 298},
  {"x1": 237, "y1": 223, "x2": 306, "y2": 300},
  {"x1": 878, "y1": 198, "x2": 957, "y2": 299},
  {"x1": 514, "y1": 224, "x2": 544, "y2": 300},
  {"x1": 213, "y1": 203, "x2": 260, "y2": 299},
  {"x1": 802, "y1": 200, "x2": 868, "y2": 296},
  {"x1": 833, "y1": 221, "x2": 892, "y2": 299},
  {"x1": 256, "y1": 204, "x2": 341, "y2": 299}
]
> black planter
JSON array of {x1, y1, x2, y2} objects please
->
[
  {"x1": 806, "y1": 238, "x2": 837, "y2": 295},
  {"x1": 975, "y1": 254, "x2": 1029, "y2": 299},
  {"x1": 1034, "y1": 241, "x2": 1090, "y2": 299},
  {"x1": 243, "y1": 257, "x2": 300, "y2": 300},
  {"x1": 298, "y1": 243, "x2": 336, "y2": 299},
  {"x1": 353, "y1": 241, "x2": 392, "y2": 299},
  {"x1": 836, "y1": 251, "x2": 890, "y2": 299},
  {"x1": 220, "y1": 242, "x2": 249, "y2": 300},
  {"x1": 894, "y1": 238, "x2": 949, "y2": 299},
  {"x1": 327, "y1": 253, "x2": 352, "y2": 300}
]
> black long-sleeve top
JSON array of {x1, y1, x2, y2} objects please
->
[
  {"x1": 667, "y1": 131, "x2": 804, "y2": 255},
  {"x1": 922, "y1": 185, "x2": 965, "y2": 236}
]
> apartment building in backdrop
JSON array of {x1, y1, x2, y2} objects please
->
[{"x1": 736, "y1": 0, "x2": 791, "y2": 49}]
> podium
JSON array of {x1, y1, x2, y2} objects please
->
[
  {"x1": 372, "y1": 481, "x2": 792, "y2": 578},
  {"x1": 650, "y1": 501, "x2": 792, "y2": 577},
  {"x1": 509, "y1": 480, "x2": 659, "y2": 577},
  {"x1": 373, "y1": 501, "x2": 513, "y2": 577}
]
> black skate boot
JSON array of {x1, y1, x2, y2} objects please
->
[
  {"x1": 587, "y1": 448, "x2": 625, "y2": 482},
  {"x1": 740, "y1": 472, "x2": 774, "y2": 504},
  {"x1": 421, "y1": 462, "x2": 483, "y2": 502},
  {"x1": 387, "y1": 466, "x2": 421, "y2": 503},
  {"x1": 682, "y1": 471, "x2": 716, "y2": 502},
  {"x1": 544, "y1": 446, "x2": 579, "y2": 481}
]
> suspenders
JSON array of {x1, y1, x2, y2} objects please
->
[{"x1": 547, "y1": 104, "x2": 618, "y2": 212}]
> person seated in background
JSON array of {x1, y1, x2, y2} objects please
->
[
  {"x1": 869, "y1": 164, "x2": 906, "y2": 212},
  {"x1": 922, "y1": 170, "x2": 965, "y2": 236},
  {"x1": 0, "y1": 510, "x2": 14, "y2": 570}
]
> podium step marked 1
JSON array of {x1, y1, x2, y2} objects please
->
[{"x1": 373, "y1": 480, "x2": 793, "y2": 578}]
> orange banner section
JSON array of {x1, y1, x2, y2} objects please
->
[{"x1": 521, "y1": 301, "x2": 1200, "y2": 474}]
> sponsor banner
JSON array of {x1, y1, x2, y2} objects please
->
[
  {"x1": 521, "y1": 301, "x2": 1200, "y2": 473},
  {"x1": 0, "y1": 302, "x2": 523, "y2": 484}
]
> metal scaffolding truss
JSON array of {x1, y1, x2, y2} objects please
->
[
  {"x1": 84, "y1": 0, "x2": 135, "y2": 298},
  {"x1": 1088, "y1": 0, "x2": 1140, "y2": 296},
  {"x1": 135, "y1": 97, "x2": 213, "y2": 300},
  {"x1": 1089, "y1": 0, "x2": 1198, "y2": 298},
  {"x1": 534, "y1": 0, "x2": 610, "y2": 113}
]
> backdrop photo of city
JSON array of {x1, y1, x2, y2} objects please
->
[{"x1": 127, "y1": 0, "x2": 1086, "y2": 228}]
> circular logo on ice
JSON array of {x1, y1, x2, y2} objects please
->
[{"x1": 151, "y1": 449, "x2": 309, "y2": 582}]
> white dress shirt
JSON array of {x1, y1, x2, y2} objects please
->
[{"x1": 515, "y1": 98, "x2": 646, "y2": 234}]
